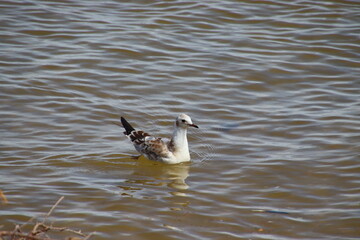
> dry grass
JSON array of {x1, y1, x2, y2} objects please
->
[{"x1": 0, "y1": 196, "x2": 94, "y2": 240}]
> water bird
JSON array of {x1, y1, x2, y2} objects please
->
[{"x1": 120, "y1": 114, "x2": 198, "y2": 164}]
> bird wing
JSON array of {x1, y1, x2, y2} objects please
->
[
  {"x1": 126, "y1": 130, "x2": 169, "y2": 159},
  {"x1": 142, "y1": 136, "x2": 170, "y2": 159},
  {"x1": 120, "y1": 117, "x2": 171, "y2": 160}
]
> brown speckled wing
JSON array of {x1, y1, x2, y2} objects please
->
[
  {"x1": 127, "y1": 130, "x2": 150, "y2": 145},
  {"x1": 121, "y1": 117, "x2": 171, "y2": 161},
  {"x1": 143, "y1": 137, "x2": 169, "y2": 158}
]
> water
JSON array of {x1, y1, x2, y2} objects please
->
[{"x1": 1, "y1": 0, "x2": 359, "y2": 239}]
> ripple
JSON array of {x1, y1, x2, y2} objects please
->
[{"x1": 1, "y1": 0, "x2": 359, "y2": 239}]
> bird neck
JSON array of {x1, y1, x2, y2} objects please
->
[{"x1": 172, "y1": 126, "x2": 189, "y2": 152}]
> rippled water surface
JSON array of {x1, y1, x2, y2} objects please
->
[{"x1": 1, "y1": 0, "x2": 360, "y2": 239}]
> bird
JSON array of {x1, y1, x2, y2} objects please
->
[{"x1": 120, "y1": 113, "x2": 198, "y2": 164}]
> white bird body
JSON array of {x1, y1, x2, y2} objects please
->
[{"x1": 121, "y1": 114, "x2": 198, "y2": 164}]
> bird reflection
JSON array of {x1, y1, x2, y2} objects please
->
[{"x1": 117, "y1": 157, "x2": 190, "y2": 198}]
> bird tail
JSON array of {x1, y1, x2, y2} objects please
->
[{"x1": 121, "y1": 117, "x2": 135, "y2": 135}]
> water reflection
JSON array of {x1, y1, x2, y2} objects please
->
[{"x1": 118, "y1": 158, "x2": 190, "y2": 198}]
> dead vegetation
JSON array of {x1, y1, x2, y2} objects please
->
[{"x1": 0, "y1": 196, "x2": 94, "y2": 240}]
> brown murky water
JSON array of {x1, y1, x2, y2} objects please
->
[{"x1": 1, "y1": 0, "x2": 359, "y2": 239}]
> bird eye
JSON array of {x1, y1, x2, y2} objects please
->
[{"x1": 181, "y1": 119, "x2": 186, "y2": 123}]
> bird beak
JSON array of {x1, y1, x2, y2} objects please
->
[{"x1": 189, "y1": 123, "x2": 199, "y2": 128}]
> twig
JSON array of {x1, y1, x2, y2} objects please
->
[
  {"x1": 83, "y1": 232, "x2": 96, "y2": 240},
  {"x1": 35, "y1": 224, "x2": 87, "y2": 237},
  {"x1": 2, "y1": 196, "x2": 93, "y2": 240},
  {"x1": 20, "y1": 215, "x2": 37, "y2": 230},
  {"x1": 8, "y1": 225, "x2": 20, "y2": 240},
  {"x1": 0, "y1": 231, "x2": 55, "y2": 240},
  {"x1": 44, "y1": 196, "x2": 64, "y2": 222},
  {"x1": 22, "y1": 196, "x2": 65, "y2": 231}
]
